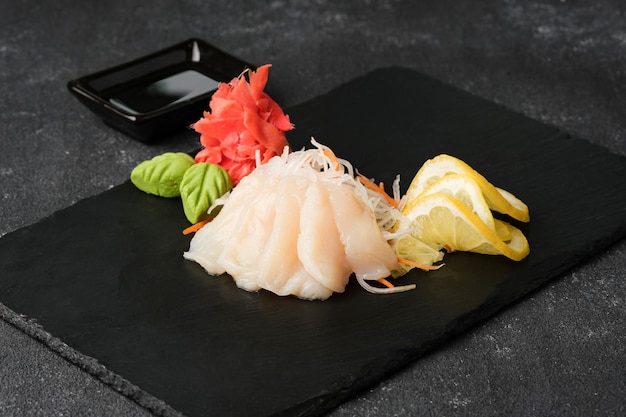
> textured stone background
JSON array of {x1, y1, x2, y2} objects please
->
[{"x1": 1, "y1": 0, "x2": 624, "y2": 416}]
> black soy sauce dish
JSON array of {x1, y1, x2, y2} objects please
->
[{"x1": 68, "y1": 39, "x2": 254, "y2": 142}]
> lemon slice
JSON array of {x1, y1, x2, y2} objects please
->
[
  {"x1": 494, "y1": 218, "x2": 513, "y2": 242},
  {"x1": 407, "y1": 173, "x2": 512, "y2": 242},
  {"x1": 404, "y1": 154, "x2": 530, "y2": 223},
  {"x1": 408, "y1": 173, "x2": 495, "y2": 231},
  {"x1": 401, "y1": 192, "x2": 530, "y2": 261},
  {"x1": 392, "y1": 233, "x2": 444, "y2": 277}
]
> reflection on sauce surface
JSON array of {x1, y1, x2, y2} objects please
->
[{"x1": 109, "y1": 70, "x2": 219, "y2": 115}]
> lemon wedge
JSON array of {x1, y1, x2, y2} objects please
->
[
  {"x1": 400, "y1": 192, "x2": 530, "y2": 261},
  {"x1": 392, "y1": 233, "x2": 445, "y2": 277},
  {"x1": 409, "y1": 173, "x2": 495, "y2": 230},
  {"x1": 402, "y1": 173, "x2": 511, "y2": 242},
  {"x1": 404, "y1": 154, "x2": 530, "y2": 223}
]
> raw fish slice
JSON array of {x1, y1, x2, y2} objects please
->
[
  {"x1": 218, "y1": 177, "x2": 280, "y2": 291},
  {"x1": 327, "y1": 184, "x2": 397, "y2": 281},
  {"x1": 184, "y1": 224, "x2": 228, "y2": 275},
  {"x1": 278, "y1": 266, "x2": 333, "y2": 301},
  {"x1": 298, "y1": 182, "x2": 351, "y2": 293},
  {"x1": 183, "y1": 176, "x2": 263, "y2": 274},
  {"x1": 256, "y1": 177, "x2": 304, "y2": 290},
  {"x1": 257, "y1": 176, "x2": 333, "y2": 299}
]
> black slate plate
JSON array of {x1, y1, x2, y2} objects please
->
[{"x1": 1, "y1": 67, "x2": 625, "y2": 417}]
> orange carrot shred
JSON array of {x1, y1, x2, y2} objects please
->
[
  {"x1": 377, "y1": 277, "x2": 395, "y2": 288},
  {"x1": 397, "y1": 257, "x2": 444, "y2": 271},
  {"x1": 357, "y1": 174, "x2": 399, "y2": 207},
  {"x1": 183, "y1": 219, "x2": 211, "y2": 235},
  {"x1": 322, "y1": 149, "x2": 342, "y2": 172}
]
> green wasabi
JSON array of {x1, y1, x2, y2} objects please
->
[
  {"x1": 130, "y1": 152, "x2": 196, "y2": 198},
  {"x1": 180, "y1": 163, "x2": 233, "y2": 224}
]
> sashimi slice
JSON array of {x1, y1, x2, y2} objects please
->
[
  {"x1": 257, "y1": 176, "x2": 332, "y2": 299},
  {"x1": 183, "y1": 179, "x2": 255, "y2": 274},
  {"x1": 327, "y1": 183, "x2": 397, "y2": 282},
  {"x1": 278, "y1": 267, "x2": 333, "y2": 301},
  {"x1": 298, "y1": 182, "x2": 351, "y2": 293},
  {"x1": 218, "y1": 176, "x2": 279, "y2": 291}
]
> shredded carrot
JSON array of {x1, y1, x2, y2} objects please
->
[
  {"x1": 397, "y1": 257, "x2": 444, "y2": 271},
  {"x1": 357, "y1": 174, "x2": 399, "y2": 207},
  {"x1": 322, "y1": 149, "x2": 342, "y2": 172},
  {"x1": 183, "y1": 219, "x2": 211, "y2": 235},
  {"x1": 377, "y1": 277, "x2": 395, "y2": 288},
  {"x1": 378, "y1": 181, "x2": 385, "y2": 191}
]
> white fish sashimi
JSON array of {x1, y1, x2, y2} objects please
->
[
  {"x1": 184, "y1": 141, "x2": 408, "y2": 300},
  {"x1": 182, "y1": 182, "x2": 255, "y2": 275},
  {"x1": 217, "y1": 176, "x2": 279, "y2": 292},
  {"x1": 298, "y1": 182, "x2": 351, "y2": 294},
  {"x1": 257, "y1": 176, "x2": 334, "y2": 300},
  {"x1": 256, "y1": 176, "x2": 303, "y2": 292},
  {"x1": 326, "y1": 183, "x2": 398, "y2": 282}
]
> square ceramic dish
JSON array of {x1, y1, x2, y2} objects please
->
[{"x1": 68, "y1": 39, "x2": 254, "y2": 142}]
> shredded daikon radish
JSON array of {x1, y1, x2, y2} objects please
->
[
  {"x1": 357, "y1": 275, "x2": 416, "y2": 294},
  {"x1": 224, "y1": 138, "x2": 404, "y2": 235}
]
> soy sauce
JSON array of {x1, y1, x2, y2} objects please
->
[{"x1": 109, "y1": 70, "x2": 219, "y2": 115}]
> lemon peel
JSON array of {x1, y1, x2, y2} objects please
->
[{"x1": 404, "y1": 154, "x2": 530, "y2": 223}]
